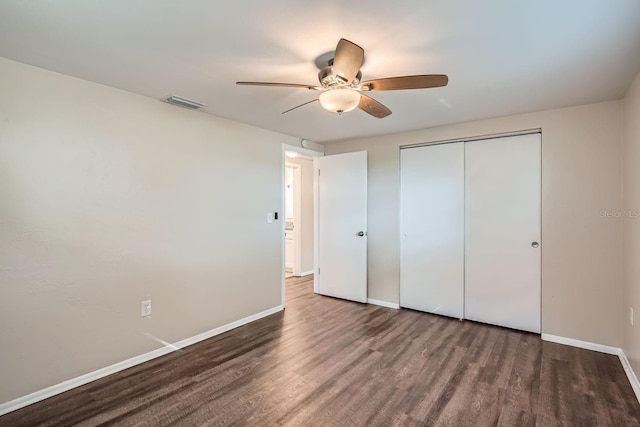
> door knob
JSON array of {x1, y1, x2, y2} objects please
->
[
  {"x1": 531, "y1": 242, "x2": 539, "y2": 248},
  {"x1": 357, "y1": 231, "x2": 366, "y2": 237}
]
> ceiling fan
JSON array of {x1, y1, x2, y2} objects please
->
[{"x1": 236, "y1": 38, "x2": 448, "y2": 119}]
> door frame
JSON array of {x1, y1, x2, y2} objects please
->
[{"x1": 281, "y1": 144, "x2": 323, "y2": 308}]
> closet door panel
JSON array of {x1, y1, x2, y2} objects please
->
[
  {"x1": 464, "y1": 134, "x2": 541, "y2": 333},
  {"x1": 400, "y1": 143, "x2": 464, "y2": 318}
]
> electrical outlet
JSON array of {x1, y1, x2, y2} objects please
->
[
  {"x1": 141, "y1": 300, "x2": 151, "y2": 317},
  {"x1": 631, "y1": 307, "x2": 634, "y2": 326}
]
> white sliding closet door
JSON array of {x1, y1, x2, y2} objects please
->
[
  {"x1": 400, "y1": 143, "x2": 464, "y2": 318},
  {"x1": 464, "y1": 133, "x2": 541, "y2": 333}
]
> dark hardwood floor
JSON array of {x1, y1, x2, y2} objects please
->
[{"x1": 2, "y1": 275, "x2": 639, "y2": 426}]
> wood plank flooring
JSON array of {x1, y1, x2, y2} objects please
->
[{"x1": 1, "y1": 275, "x2": 639, "y2": 426}]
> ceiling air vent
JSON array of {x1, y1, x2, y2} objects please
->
[{"x1": 164, "y1": 95, "x2": 206, "y2": 110}]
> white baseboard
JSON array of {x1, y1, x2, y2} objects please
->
[
  {"x1": 541, "y1": 333, "x2": 621, "y2": 355},
  {"x1": 299, "y1": 270, "x2": 314, "y2": 277},
  {"x1": 367, "y1": 298, "x2": 400, "y2": 309},
  {"x1": 0, "y1": 305, "x2": 284, "y2": 417},
  {"x1": 619, "y1": 351, "x2": 640, "y2": 403},
  {"x1": 541, "y1": 333, "x2": 640, "y2": 405}
]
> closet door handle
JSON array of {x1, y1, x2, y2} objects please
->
[
  {"x1": 357, "y1": 231, "x2": 366, "y2": 237},
  {"x1": 531, "y1": 242, "x2": 539, "y2": 248}
]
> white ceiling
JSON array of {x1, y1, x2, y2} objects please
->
[{"x1": 1, "y1": 1, "x2": 639, "y2": 143}]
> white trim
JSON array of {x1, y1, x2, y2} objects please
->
[
  {"x1": 281, "y1": 147, "x2": 286, "y2": 308},
  {"x1": 367, "y1": 298, "x2": 400, "y2": 309},
  {"x1": 541, "y1": 333, "x2": 620, "y2": 355},
  {"x1": 399, "y1": 128, "x2": 543, "y2": 150},
  {"x1": 282, "y1": 143, "x2": 323, "y2": 157},
  {"x1": 299, "y1": 270, "x2": 314, "y2": 277},
  {"x1": 313, "y1": 157, "x2": 320, "y2": 294},
  {"x1": 530, "y1": 334, "x2": 640, "y2": 405},
  {"x1": 0, "y1": 305, "x2": 284, "y2": 417},
  {"x1": 619, "y1": 351, "x2": 640, "y2": 403}
]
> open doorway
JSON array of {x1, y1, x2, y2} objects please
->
[
  {"x1": 284, "y1": 152, "x2": 313, "y2": 278},
  {"x1": 282, "y1": 143, "x2": 321, "y2": 306}
]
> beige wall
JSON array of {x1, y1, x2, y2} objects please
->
[
  {"x1": 0, "y1": 51, "x2": 630, "y2": 405},
  {"x1": 287, "y1": 156, "x2": 314, "y2": 273},
  {"x1": 624, "y1": 72, "x2": 640, "y2": 374},
  {"x1": 325, "y1": 100, "x2": 624, "y2": 347},
  {"x1": 0, "y1": 57, "x2": 302, "y2": 403}
]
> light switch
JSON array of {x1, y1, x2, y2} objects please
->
[{"x1": 266, "y1": 212, "x2": 273, "y2": 223}]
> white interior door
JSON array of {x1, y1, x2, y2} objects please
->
[
  {"x1": 284, "y1": 162, "x2": 302, "y2": 276},
  {"x1": 464, "y1": 133, "x2": 541, "y2": 333},
  {"x1": 318, "y1": 151, "x2": 367, "y2": 303},
  {"x1": 400, "y1": 143, "x2": 464, "y2": 318}
]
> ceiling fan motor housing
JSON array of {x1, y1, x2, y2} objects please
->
[{"x1": 318, "y1": 66, "x2": 362, "y2": 88}]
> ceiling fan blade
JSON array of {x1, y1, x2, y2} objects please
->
[
  {"x1": 332, "y1": 38, "x2": 364, "y2": 84},
  {"x1": 358, "y1": 94, "x2": 392, "y2": 118},
  {"x1": 236, "y1": 82, "x2": 321, "y2": 90},
  {"x1": 282, "y1": 99, "x2": 319, "y2": 115},
  {"x1": 361, "y1": 75, "x2": 448, "y2": 91}
]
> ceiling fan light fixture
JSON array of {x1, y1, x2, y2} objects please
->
[{"x1": 318, "y1": 88, "x2": 361, "y2": 114}]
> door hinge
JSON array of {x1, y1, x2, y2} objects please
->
[
  {"x1": 318, "y1": 169, "x2": 320, "y2": 176},
  {"x1": 318, "y1": 268, "x2": 320, "y2": 274}
]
